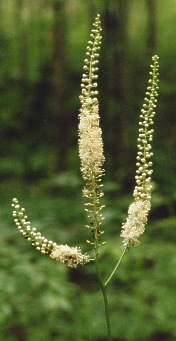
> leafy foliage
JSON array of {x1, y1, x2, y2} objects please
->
[{"x1": 1, "y1": 183, "x2": 176, "y2": 340}]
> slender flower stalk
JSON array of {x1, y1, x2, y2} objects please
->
[
  {"x1": 121, "y1": 55, "x2": 159, "y2": 249},
  {"x1": 79, "y1": 15, "x2": 111, "y2": 340},
  {"x1": 105, "y1": 246, "x2": 127, "y2": 287},
  {"x1": 12, "y1": 198, "x2": 90, "y2": 268},
  {"x1": 78, "y1": 14, "x2": 105, "y2": 253}
]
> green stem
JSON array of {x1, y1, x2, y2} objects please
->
[
  {"x1": 95, "y1": 253, "x2": 112, "y2": 341},
  {"x1": 105, "y1": 246, "x2": 127, "y2": 287}
]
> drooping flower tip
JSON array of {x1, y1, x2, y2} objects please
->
[
  {"x1": 12, "y1": 199, "x2": 90, "y2": 267},
  {"x1": 12, "y1": 198, "x2": 56, "y2": 255},
  {"x1": 50, "y1": 244, "x2": 90, "y2": 268}
]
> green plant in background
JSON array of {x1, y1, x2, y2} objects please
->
[{"x1": 11, "y1": 14, "x2": 159, "y2": 341}]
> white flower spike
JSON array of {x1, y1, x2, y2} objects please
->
[
  {"x1": 78, "y1": 14, "x2": 105, "y2": 250},
  {"x1": 121, "y1": 55, "x2": 159, "y2": 248}
]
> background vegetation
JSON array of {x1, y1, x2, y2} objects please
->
[{"x1": 0, "y1": 0, "x2": 176, "y2": 340}]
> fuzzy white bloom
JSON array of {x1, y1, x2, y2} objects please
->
[
  {"x1": 79, "y1": 97, "x2": 104, "y2": 180},
  {"x1": 50, "y1": 244, "x2": 90, "y2": 268},
  {"x1": 121, "y1": 200, "x2": 151, "y2": 248}
]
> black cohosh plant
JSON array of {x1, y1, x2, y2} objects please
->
[{"x1": 12, "y1": 14, "x2": 159, "y2": 340}]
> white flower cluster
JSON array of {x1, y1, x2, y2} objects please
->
[
  {"x1": 79, "y1": 97, "x2": 104, "y2": 180},
  {"x1": 50, "y1": 244, "x2": 90, "y2": 268},
  {"x1": 121, "y1": 200, "x2": 151, "y2": 248},
  {"x1": 12, "y1": 198, "x2": 90, "y2": 267}
]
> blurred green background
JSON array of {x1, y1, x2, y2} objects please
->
[{"x1": 0, "y1": 0, "x2": 176, "y2": 340}]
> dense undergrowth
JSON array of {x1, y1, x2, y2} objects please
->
[{"x1": 0, "y1": 181, "x2": 176, "y2": 341}]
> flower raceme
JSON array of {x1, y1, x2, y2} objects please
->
[
  {"x1": 78, "y1": 14, "x2": 105, "y2": 250},
  {"x1": 12, "y1": 198, "x2": 90, "y2": 268},
  {"x1": 121, "y1": 55, "x2": 159, "y2": 248}
]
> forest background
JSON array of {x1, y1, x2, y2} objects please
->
[{"x1": 0, "y1": 0, "x2": 176, "y2": 340}]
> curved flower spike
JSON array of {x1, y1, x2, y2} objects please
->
[
  {"x1": 121, "y1": 55, "x2": 159, "y2": 249},
  {"x1": 12, "y1": 198, "x2": 90, "y2": 268}
]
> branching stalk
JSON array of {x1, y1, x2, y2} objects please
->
[{"x1": 105, "y1": 246, "x2": 127, "y2": 287}]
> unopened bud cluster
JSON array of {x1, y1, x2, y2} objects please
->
[
  {"x1": 78, "y1": 15, "x2": 105, "y2": 248},
  {"x1": 12, "y1": 198, "x2": 54, "y2": 255},
  {"x1": 133, "y1": 55, "x2": 159, "y2": 201},
  {"x1": 79, "y1": 13, "x2": 102, "y2": 104},
  {"x1": 12, "y1": 198, "x2": 90, "y2": 267}
]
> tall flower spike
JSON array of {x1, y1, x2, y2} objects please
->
[
  {"x1": 133, "y1": 55, "x2": 159, "y2": 201},
  {"x1": 12, "y1": 198, "x2": 90, "y2": 268},
  {"x1": 121, "y1": 55, "x2": 159, "y2": 248},
  {"x1": 78, "y1": 14, "x2": 105, "y2": 251}
]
